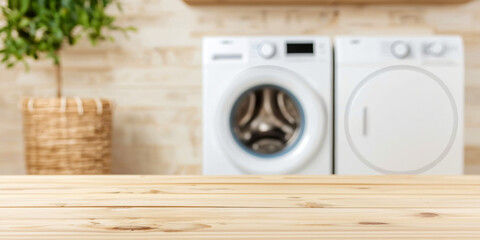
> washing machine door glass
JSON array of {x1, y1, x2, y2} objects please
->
[
  {"x1": 345, "y1": 66, "x2": 458, "y2": 174},
  {"x1": 231, "y1": 85, "x2": 303, "y2": 156},
  {"x1": 217, "y1": 66, "x2": 327, "y2": 174}
]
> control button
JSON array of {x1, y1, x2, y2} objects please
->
[
  {"x1": 391, "y1": 41, "x2": 410, "y2": 59},
  {"x1": 426, "y1": 41, "x2": 446, "y2": 57},
  {"x1": 258, "y1": 42, "x2": 276, "y2": 59}
]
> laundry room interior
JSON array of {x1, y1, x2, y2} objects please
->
[
  {"x1": 1, "y1": 0, "x2": 479, "y2": 175},
  {"x1": 2, "y1": 0, "x2": 480, "y2": 238}
]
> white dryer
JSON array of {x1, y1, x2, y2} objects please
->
[
  {"x1": 335, "y1": 36, "x2": 464, "y2": 175},
  {"x1": 203, "y1": 36, "x2": 332, "y2": 175}
]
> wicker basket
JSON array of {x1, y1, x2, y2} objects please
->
[{"x1": 22, "y1": 97, "x2": 112, "y2": 174}]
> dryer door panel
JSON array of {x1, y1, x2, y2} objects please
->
[{"x1": 345, "y1": 66, "x2": 458, "y2": 174}]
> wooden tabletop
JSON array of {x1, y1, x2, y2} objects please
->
[{"x1": 1, "y1": 175, "x2": 480, "y2": 239}]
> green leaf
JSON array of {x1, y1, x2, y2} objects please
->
[
  {"x1": 19, "y1": 0, "x2": 29, "y2": 14},
  {"x1": 22, "y1": 59, "x2": 29, "y2": 71},
  {"x1": 0, "y1": 0, "x2": 135, "y2": 68},
  {"x1": 116, "y1": 1, "x2": 122, "y2": 11},
  {"x1": 19, "y1": 17, "x2": 29, "y2": 28},
  {"x1": 79, "y1": 10, "x2": 88, "y2": 25}
]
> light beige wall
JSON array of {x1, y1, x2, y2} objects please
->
[{"x1": 0, "y1": 0, "x2": 479, "y2": 174}]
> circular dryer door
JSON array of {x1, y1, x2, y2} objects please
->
[
  {"x1": 216, "y1": 66, "x2": 328, "y2": 174},
  {"x1": 345, "y1": 66, "x2": 458, "y2": 174}
]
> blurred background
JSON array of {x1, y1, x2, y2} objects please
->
[{"x1": 0, "y1": 0, "x2": 479, "y2": 174}]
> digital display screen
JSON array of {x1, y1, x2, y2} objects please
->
[{"x1": 286, "y1": 43, "x2": 314, "y2": 54}]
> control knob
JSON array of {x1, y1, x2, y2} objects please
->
[
  {"x1": 426, "y1": 41, "x2": 446, "y2": 57},
  {"x1": 391, "y1": 41, "x2": 411, "y2": 59},
  {"x1": 258, "y1": 42, "x2": 276, "y2": 59}
]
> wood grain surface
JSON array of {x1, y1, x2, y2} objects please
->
[
  {"x1": 1, "y1": 0, "x2": 480, "y2": 174},
  {"x1": 0, "y1": 175, "x2": 480, "y2": 239}
]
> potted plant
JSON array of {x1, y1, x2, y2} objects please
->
[{"x1": 0, "y1": 0, "x2": 134, "y2": 174}]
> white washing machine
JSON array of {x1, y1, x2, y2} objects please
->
[
  {"x1": 335, "y1": 36, "x2": 464, "y2": 175},
  {"x1": 203, "y1": 36, "x2": 333, "y2": 175}
]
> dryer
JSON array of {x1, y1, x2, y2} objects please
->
[
  {"x1": 335, "y1": 36, "x2": 464, "y2": 175},
  {"x1": 203, "y1": 36, "x2": 332, "y2": 175}
]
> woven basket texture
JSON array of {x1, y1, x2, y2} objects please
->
[{"x1": 22, "y1": 98, "x2": 112, "y2": 175}]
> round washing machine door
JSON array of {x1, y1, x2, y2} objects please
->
[
  {"x1": 216, "y1": 66, "x2": 328, "y2": 174},
  {"x1": 345, "y1": 65, "x2": 458, "y2": 174}
]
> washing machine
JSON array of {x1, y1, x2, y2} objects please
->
[
  {"x1": 335, "y1": 36, "x2": 464, "y2": 175},
  {"x1": 203, "y1": 36, "x2": 333, "y2": 175}
]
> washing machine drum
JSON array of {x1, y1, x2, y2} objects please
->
[
  {"x1": 232, "y1": 86, "x2": 302, "y2": 155},
  {"x1": 216, "y1": 66, "x2": 327, "y2": 174}
]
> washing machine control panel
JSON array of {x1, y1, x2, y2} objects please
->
[
  {"x1": 251, "y1": 38, "x2": 329, "y2": 63},
  {"x1": 202, "y1": 37, "x2": 330, "y2": 65},
  {"x1": 257, "y1": 41, "x2": 317, "y2": 59}
]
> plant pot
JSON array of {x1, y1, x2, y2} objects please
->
[{"x1": 21, "y1": 97, "x2": 112, "y2": 174}]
